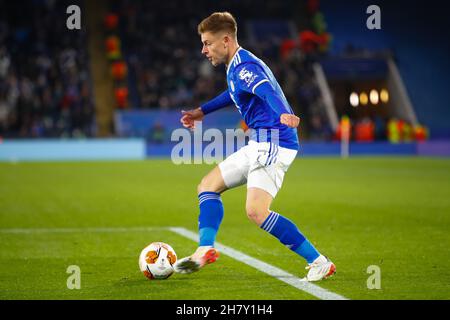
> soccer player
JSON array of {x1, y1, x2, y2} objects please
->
[{"x1": 174, "y1": 12, "x2": 335, "y2": 281}]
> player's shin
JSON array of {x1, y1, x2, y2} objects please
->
[
  {"x1": 260, "y1": 211, "x2": 320, "y2": 263},
  {"x1": 198, "y1": 192, "x2": 224, "y2": 247}
]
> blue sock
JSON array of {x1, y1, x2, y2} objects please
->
[
  {"x1": 260, "y1": 211, "x2": 320, "y2": 263},
  {"x1": 198, "y1": 192, "x2": 224, "y2": 247}
]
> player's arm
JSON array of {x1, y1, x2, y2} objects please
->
[
  {"x1": 236, "y1": 64, "x2": 300, "y2": 128},
  {"x1": 200, "y1": 89, "x2": 233, "y2": 115},
  {"x1": 180, "y1": 90, "x2": 233, "y2": 129},
  {"x1": 253, "y1": 82, "x2": 300, "y2": 128}
]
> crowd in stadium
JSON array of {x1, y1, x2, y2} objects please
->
[
  {"x1": 0, "y1": 0, "x2": 94, "y2": 139},
  {"x1": 111, "y1": 0, "x2": 333, "y2": 139},
  {"x1": 0, "y1": 0, "x2": 425, "y2": 142},
  {"x1": 114, "y1": 0, "x2": 301, "y2": 108}
]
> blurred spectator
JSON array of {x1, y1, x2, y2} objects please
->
[
  {"x1": 309, "y1": 113, "x2": 332, "y2": 141},
  {"x1": 354, "y1": 117, "x2": 375, "y2": 142},
  {"x1": 114, "y1": 0, "x2": 303, "y2": 112},
  {"x1": 387, "y1": 118, "x2": 400, "y2": 143},
  {"x1": 115, "y1": 87, "x2": 129, "y2": 109},
  {"x1": 0, "y1": 0, "x2": 95, "y2": 138},
  {"x1": 414, "y1": 124, "x2": 428, "y2": 142},
  {"x1": 386, "y1": 118, "x2": 426, "y2": 143},
  {"x1": 401, "y1": 121, "x2": 413, "y2": 142},
  {"x1": 374, "y1": 115, "x2": 386, "y2": 140},
  {"x1": 148, "y1": 122, "x2": 166, "y2": 144},
  {"x1": 335, "y1": 115, "x2": 351, "y2": 141},
  {"x1": 299, "y1": 30, "x2": 330, "y2": 55}
]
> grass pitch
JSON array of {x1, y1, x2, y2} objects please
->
[{"x1": 0, "y1": 157, "x2": 449, "y2": 299}]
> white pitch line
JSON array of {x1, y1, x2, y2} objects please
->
[
  {"x1": 0, "y1": 226, "x2": 348, "y2": 300},
  {"x1": 169, "y1": 227, "x2": 348, "y2": 301},
  {"x1": 0, "y1": 226, "x2": 163, "y2": 234}
]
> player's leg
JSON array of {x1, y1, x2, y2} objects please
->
[
  {"x1": 246, "y1": 143, "x2": 335, "y2": 281},
  {"x1": 245, "y1": 187, "x2": 273, "y2": 225},
  {"x1": 196, "y1": 166, "x2": 226, "y2": 248},
  {"x1": 197, "y1": 165, "x2": 228, "y2": 194},
  {"x1": 174, "y1": 166, "x2": 225, "y2": 274},
  {"x1": 175, "y1": 147, "x2": 250, "y2": 274},
  {"x1": 246, "y1": 187, "x2": 334, "y2": 281},
  {"x1": 246, "y1": 186, "x2": 322, "y2": 265}
]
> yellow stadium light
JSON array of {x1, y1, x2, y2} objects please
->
[
  {"x1": 370, "y1": 89, "x2": 379, "y2": 105},
  {"x1": 350, "y1": 92, "x2": 359, "y2": 107},
  {"x1": 359, "y1": 92, "x2": 368, "y2": 105},
  {"x1": 380, "y1": 89, "x2": 389, "y2": 103}
]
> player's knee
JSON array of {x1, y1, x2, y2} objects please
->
[
  {"x1": 245, "y1": 204, "x2": 266, "y2": 225},
  {"x1": 197, "y1": 176, "x2": 217, "y2": 194},
  {"x1": 197, "y1": 179, "x2": 207, "y2": 194}
]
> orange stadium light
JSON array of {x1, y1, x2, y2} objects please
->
[
  {"x1": 380, "y1": 89, "x2": 389, "y2": 103},
  {"x1": 105, "y1": 13, "x2": 119, "y2": 30},
  {"x1": 370, "y1": 89, "x2": 379, "y2": 105},
  {"x1": 111, "y1": 61, "x2": 128, "y2": 80},
  {"x1": 114, "y1": 87, "x2": 129, "y2": 108},
  {"x1": 105, "y1": 35, "x2": 119, "y2": 52},
  {"x1": 359, "y1": 92, "x2": 368, "y2": 105}
]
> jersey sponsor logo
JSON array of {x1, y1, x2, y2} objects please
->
[{"x1": 238, "y1": 67, "x2": 258, "y2": 87}]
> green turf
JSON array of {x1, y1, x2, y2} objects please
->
[{"x1": 1, "y1": 157, "x2": 449, "y2": 299}]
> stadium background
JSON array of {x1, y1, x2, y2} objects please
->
[{"x1": 0, "y1": 0, "x2": 449, "y2": 300}]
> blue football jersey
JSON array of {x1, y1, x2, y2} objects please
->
[{"x1": 226, "y1": 47, "x2": 299, "y2": 150}]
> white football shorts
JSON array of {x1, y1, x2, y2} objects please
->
[{"x1": 218, "y1": 140, "x2": 298, "y2": 198}]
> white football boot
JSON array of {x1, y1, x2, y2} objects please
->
[
  {"x1": 302, "y1": 255, "x2": 336, "y2": 282},
  {"x1": 173, "y1": 246, "x2": 219, "y2": 274}
]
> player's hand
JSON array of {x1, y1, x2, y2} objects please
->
[
  {"x1": 280, "y1": 113, "x2": 300, "y2": 128},
  {"x1": 180, "y1": 108, "x2": 204, "y2": 129}
]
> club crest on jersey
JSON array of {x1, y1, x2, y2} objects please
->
[{"x1": 239, "y1": 68, "x2": 258, "y2": 87}]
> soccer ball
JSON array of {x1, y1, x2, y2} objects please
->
[{"x1": 139, "y1": 242, "x2": 177, "y2": 280}]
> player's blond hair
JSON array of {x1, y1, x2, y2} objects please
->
[{"x1": 197, "y1": 12, "x2": 237, "y2": 38}]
